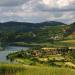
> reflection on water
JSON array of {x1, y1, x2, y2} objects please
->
[{"x1": 0, "y1": 46, "x2": 29, "y2": 63}]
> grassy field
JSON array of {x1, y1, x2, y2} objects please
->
[
  {"x1": 13, "y1": 40, "x2": 75, "y2": 48},
  {"x1": 62, "y1": 40, "x2": 75, "y2": 43},
  {"x1": 0, "y1": 63, "x2": 75, "y2": 75},
  {"x1": 0, "y1": 63, "x2": 25, "y2": 75},
  {"x1": 18, "y1": 66, "x2": 75, "y2": 75}
]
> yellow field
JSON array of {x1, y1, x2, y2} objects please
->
[{"x1": 62, "y1": 40, "x2": 75, "y2": 43}]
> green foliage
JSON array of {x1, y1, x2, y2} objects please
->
[{"x1": 68, "y1": 49, "x2": 75, "y2": 63}]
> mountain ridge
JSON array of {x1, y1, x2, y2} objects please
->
[
  {"x1": 0, "y1": 21, "x2": 66, "y2": 32},
  {"x1": 0, "y1": 21, "x2": 66, "y2": 25}
]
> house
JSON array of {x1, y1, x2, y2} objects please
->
[{"x1": 32, "y1": 50, "x2": 41, "y2": 57}]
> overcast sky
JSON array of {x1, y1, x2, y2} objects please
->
[{"x1": 0, "y1": 0, "x2": 75, "y2": 24}]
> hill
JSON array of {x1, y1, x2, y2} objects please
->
[
  {"x1": 64, "y1": 22, "x2": 75, "y2": 38},
  {"x1": 0, "y1": 21, "x2": 65, "y2": 32},
  {"x1": 0, "y1": 21, "x2": 69, "y2": 47}
]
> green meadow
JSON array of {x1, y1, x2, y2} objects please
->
[{"x1": 0, "y1": 63, "x2": 75, "y2": 75}]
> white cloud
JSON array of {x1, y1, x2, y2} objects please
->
[
  {"x1": 42, "y1": 0, "x2": 75, "y2": 9},
  {"x1": 0, "y1": 0, "x2": 75, "y2": 23},
  {"x1": 42, "y1": 0, "x2": 56, "y2": 8},
  {"x1": 57, "y1": 0, "x2": 75, "y2": 8}
]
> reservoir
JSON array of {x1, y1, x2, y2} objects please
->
[{"x1": 0, "y1": 46, "x2": 29, "y2": 63}]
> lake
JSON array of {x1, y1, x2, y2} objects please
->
[{"x1": 0, "y1": 46, "x2": 29, "y2": 63}]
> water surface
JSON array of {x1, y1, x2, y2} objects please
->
[{"x1": 0, "y1": 46, "x2": 29, "y2": 63}]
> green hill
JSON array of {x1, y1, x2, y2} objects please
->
[
  {"x1": 0, "y1": 21, "x2": 67, "y2": 43},
  {"x1": 1, "y1": 21, "x2": 75, "y2": 47},
  {"x1": 64, "y1": 23, "x2": 75, "y2": 37},
  {"x1": 0, "y1": 21, "x2": 65, "y2": 32}
]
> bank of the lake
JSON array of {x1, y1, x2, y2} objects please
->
[{"x1": 0, "y1": 46, "x2": 29, "y2": 63}]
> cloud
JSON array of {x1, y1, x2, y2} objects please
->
[
  {"x1": 57, "y1": 0, "x2": 75, "y2": 8},
  {"x1": 42, "y1": 0, "x2": 75, "y2": 9},
  {"x1": 0, "y1": 0, "x2": 75, "y2": 23},
  {"x1": 0, "y1": 0, "x2": 29, "y2": 7}
]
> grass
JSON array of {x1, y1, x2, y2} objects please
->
[
  {"x1": 15, "y1": 58, "x2": 33, "y2": 65},
  {"x1": 0, "y1": 64, "x2": 25, "y2": 75},
  {"x1": 0, "y1": 63, "x2": 75, "y2": 75},
  {"x1": 59, "y1": 39, "x2": 75, "y2": 47},
  {"x1": 12, "y1": 40, "x2": 75, "y2": 48},
  {"x1": 9, "y1": 65, "x2": 75, "y2": 75},
  {"x1": 62, "y1": 40, "x2": 75, "y2": 43}
]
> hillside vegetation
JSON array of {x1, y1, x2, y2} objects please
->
[
  {"x1": 0, "y1": 63, "x2": 75, "y2": 75},
  {"x1": 1, "y1": 21, "x2": 75, "y2": 48}
]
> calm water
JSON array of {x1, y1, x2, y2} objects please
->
[{"x1": 0, "y1": 46, "x2": 29, "y2": 63}]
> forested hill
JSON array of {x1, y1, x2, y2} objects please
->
[
  {"x1": 0, "y1": 20, "x2": 75, "y2": 46},
  {"x1": 64, "y1": 22, "x2": 75, "y2": 37},
  {"x1": 0, "y1": 21, "x2": 68, "y2": 44},
  {"x1": 0, "y1": 21, "x2": 65, "y2": 32}
]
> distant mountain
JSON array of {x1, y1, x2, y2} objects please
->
[
  {"x1": 38, "y1": 21, "x2": 65, "y2": 26},
  {"x1": 0, "y1": 21, "x2": 66, "y2": 32}
]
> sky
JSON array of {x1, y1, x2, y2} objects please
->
[{"x1": 0, "y1": 0, "x2": 75, "y2": 24}]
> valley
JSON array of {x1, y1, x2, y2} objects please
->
[{"x1": 0, "y1": 21, "x2": 75, "y2": 75}]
